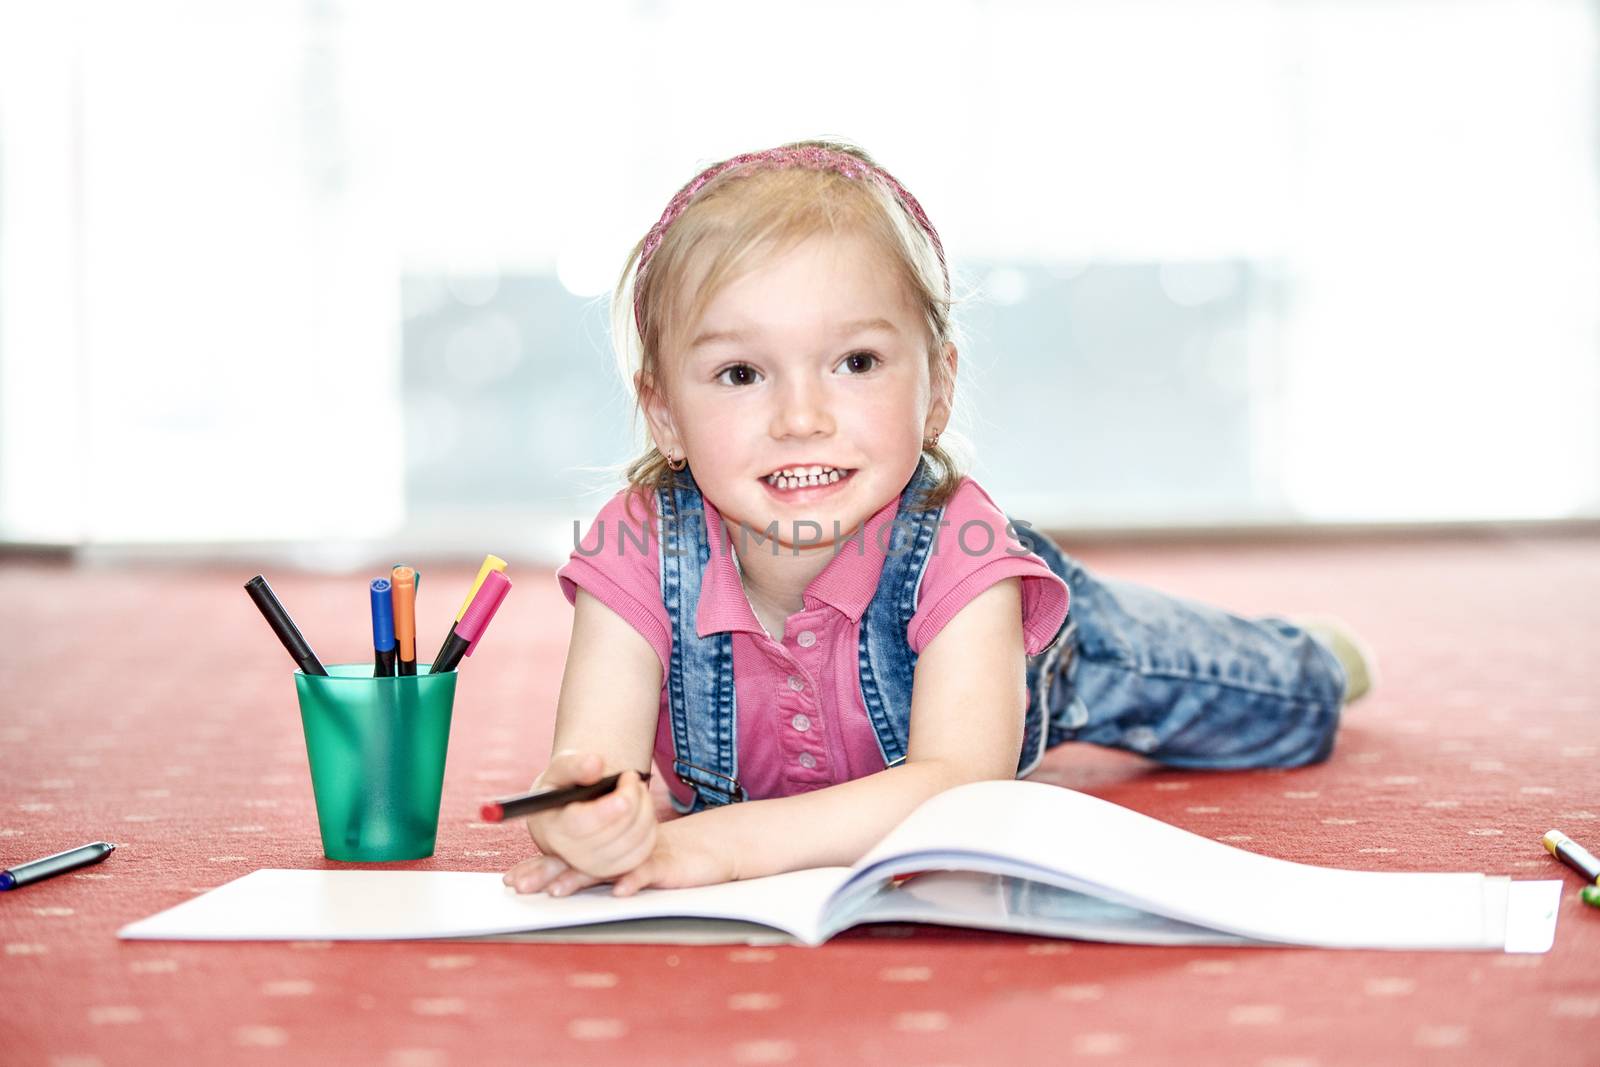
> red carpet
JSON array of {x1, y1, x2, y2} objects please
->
[{"x1": 2, "y1": 531, "x2": 1598, "y2": 1066}]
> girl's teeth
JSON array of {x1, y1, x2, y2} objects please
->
[{"x1": 766, "y1": 467, "x2": 848, "y2": 489}]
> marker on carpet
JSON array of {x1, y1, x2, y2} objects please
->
[
  {"x1": 1541, "y1": 829, "x2": 1600, "y2": 885},
  {"x1": 1, "y1": 842, "x2": 115, "y2": 890}
]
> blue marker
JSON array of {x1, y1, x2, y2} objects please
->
[
  {"x1": 370, "y1": 578, "x2": 396, "y2": 677},
  {"x1": 1, "y1": 842, "x2": 114, "y2": 890}
]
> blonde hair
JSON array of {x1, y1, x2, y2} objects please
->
[{"x1": 604, "y1": 138, "x2": 973, "y2": 526}]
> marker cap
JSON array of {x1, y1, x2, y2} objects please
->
[
  {"x1": 370, "y1": 579, "x2": 396, "y2": 651},
  {"x1": 456, "y1": 554, "x2": 509, "y2": 622},
  {"x1": 458, "y1": 570, "x2": 511, "y2": 654},
  {"x1": 391, "y1": 566, "x2": 417, "y2": 660}
]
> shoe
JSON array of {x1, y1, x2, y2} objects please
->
[{"x1": 1293, "y1": 615, "x2": 1376, "y2": 705}]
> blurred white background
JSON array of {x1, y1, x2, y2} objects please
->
[{"x1": 1, "y1": 0, "x2": 1595, "y2": 568}]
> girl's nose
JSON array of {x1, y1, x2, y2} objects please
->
[{"x1": 770, "y1": 377, "x2": 834, "y2": 438}]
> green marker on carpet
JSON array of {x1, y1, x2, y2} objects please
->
[{"x1": 1583, "y1": 885, "x2": 1600, "y2": 910}]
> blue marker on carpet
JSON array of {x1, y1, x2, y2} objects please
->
[{"x1": 1, "y1": 842, "x2": 115, "y2": 890}]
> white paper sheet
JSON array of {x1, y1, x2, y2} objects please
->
[
  {"x1": 117, "y1": 864, "x2": 1561, "y2": 952},
  {"x1": 1504, "y1": 880, "x2": 1562, "y2": 953},
  {"x1": 117, "y1": 867, "x2": 853, "y2": 945}
]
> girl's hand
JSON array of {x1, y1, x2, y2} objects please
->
[
  {"x1": 512, "y1": 752, "x2": 656, "y2": 883},
  {"x1": 504, "y1": 810, "x2": 738, "y2": 898},
  {"x1": 609, "y1": 815, "x2": 737, "y2": 897}
]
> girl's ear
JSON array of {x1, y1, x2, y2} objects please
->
[
  {"x1": 927, "y1": 342, "x2": 958, "y2": 432},
  {"x1": 636, "y1": 369, "x2": 683, "y2": 455}
]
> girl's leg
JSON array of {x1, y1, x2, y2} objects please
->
[{"x1": 1024, "y1": 533, "x2": 1348, "y2": 769}]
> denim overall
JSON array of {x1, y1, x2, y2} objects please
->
[{"x1": 656, "y1": 458, "x2": 1345, "y2": 814}]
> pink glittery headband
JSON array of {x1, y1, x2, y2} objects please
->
[{"x1": 632, "y1": 144, "x2": 950, "y2": 339}]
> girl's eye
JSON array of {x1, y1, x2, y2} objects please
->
[
  {"x1": 839, "y1": 351, "x2": 880, "y2": 374},
  {"x1": 715, "y1": 363, "x2": 761, "y2": 387}
]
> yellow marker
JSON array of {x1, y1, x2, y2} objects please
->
[{"x1": 455, "y1": 554, "x2": 508, "y2": 622}]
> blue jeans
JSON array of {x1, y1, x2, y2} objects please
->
[{"x1": 1020, "y1": 530, "x2": 1348, "y2": 770}]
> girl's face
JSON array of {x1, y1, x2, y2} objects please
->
[{"x1": 643, "y1": 231, "x2": 953, "y2": 552}]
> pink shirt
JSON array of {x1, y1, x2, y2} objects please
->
[{"x1": 555, "y1": 476, "x2": 1070, "y2": 808}]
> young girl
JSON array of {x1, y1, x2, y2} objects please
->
[{"x1": 502, "y1": 139, "x2": 1373, "y2": 899}]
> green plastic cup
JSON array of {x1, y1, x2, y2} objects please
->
[{"x1": 293, "y1": 664, "x2": 457, "y2": 861}]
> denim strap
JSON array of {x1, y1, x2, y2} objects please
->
[
  {"x1": 658, "y1": 467, "x2": 745, "y2": 813},
  {"x1": 1010, "y1": 519, "x2": 1077, "y2": 776},
  {"x1": 856, "y1": 458, "x2": 944, "y2": 770}
]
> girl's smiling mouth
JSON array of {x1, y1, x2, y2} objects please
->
[{"x1": 761, "y1": 465, "x2": 857, "y2": 496}]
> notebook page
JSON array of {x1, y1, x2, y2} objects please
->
[
  {"x1": 475, "y1": 917, "x2": 800, "y2": 946},
  {"x1": 841, "y1": 780, "x2": 1496, "y2": 949},
  {"x1": 838, "y1": 869, "x2": 1255, "y2": 946},
  {"x1": 117, "y1": 867, "x2": 855, "y2": 945}
]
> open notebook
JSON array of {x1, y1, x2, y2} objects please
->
[{"x1": 119, "y1": 780, "x2": 1561, "y2": 951}]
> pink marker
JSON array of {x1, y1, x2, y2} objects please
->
[{"x1": 429, "y1": 571, "x2": 511, "y2": 673}]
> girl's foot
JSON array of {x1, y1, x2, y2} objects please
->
[{"x1": 1294, "y1": 615, "x2": 1377, "y2": 705}]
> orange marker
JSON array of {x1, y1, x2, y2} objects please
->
[{"x1": 391, "y1": 565, "x2": 417, "y2": 676}]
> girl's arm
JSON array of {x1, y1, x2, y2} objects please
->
[
  {"x1": 612, "y1": 578, "x2": 1029, "y2": 892},
  {"x1": 507, "y1": 587, "x2": 666, "y2": 881},
  {"x1": 537, "y1": 586, "x2": 662, "y2": 784}
]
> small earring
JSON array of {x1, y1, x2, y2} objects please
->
[
  {"x1": 923, "y1": 430, "x2": 941, "y2": 450},
  {"x1": 665, "y1": 448, "x2": 687, "y2": 472}
]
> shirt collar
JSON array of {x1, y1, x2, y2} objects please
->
[{"x1": 694, "y1": 492, "x2": 904, "y2": 637}]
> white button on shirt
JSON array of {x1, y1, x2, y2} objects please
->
[
  {"x1": 796, "y1": 629, "x2": 817, "y2": 647},
  {"x1": 798, "y1": 752, "x2": 817, "y2": 769},
  {"x1": 787, "y1": 674, "x2": 805, "y2": 691},
  {"x1": 791, "y1": 713, "x2": 811, "y2": 732}
]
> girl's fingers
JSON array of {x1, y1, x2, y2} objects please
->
[
  {"x1": 584, "y1": 826, "x2": 651, "y2": 880},
  {"x1": 571, "y1": 777, "x2": 652, "y2": 864},
  {"x1": 547, "y1": 868, "x2": 603, "y2": 897},
  {"x1": 502, "y1": 853, "x2": 555, "y2": 885},
  {"x1": 593, "y1": 786, "x2": 658, "y2": 869},
  {"x1": 613, "y1": 860, "x2": 654, "y2": 897},
  {"x1": 560, "y1": 783, "x2": 640, "y2": 841},
  {"x1": 598, "y1": 797, "x2": 660, "y2": 891},
  {"x1": 505, "y1": 855, "x2": 568, "y2": 894},
  {"x1": 564, "y1": 797, "x2": 651, "y2": 877},
  {"x1": 542, "y1": 751, "x2": 605, "y2": 789}
]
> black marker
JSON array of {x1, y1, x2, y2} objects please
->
[
  {"x1": 1, "y1": 842, "x2": 115, "y2": 890},
  {"x1": 244, "y1": 575, "x2": 328, "y2": 676},
  {"x1": 480, "y1": 772, "x2": 651, "y2": 822}
]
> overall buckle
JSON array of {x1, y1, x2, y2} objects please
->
[{"x1": 673, "y1": 757, "x2": 747, "y2": 804}]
